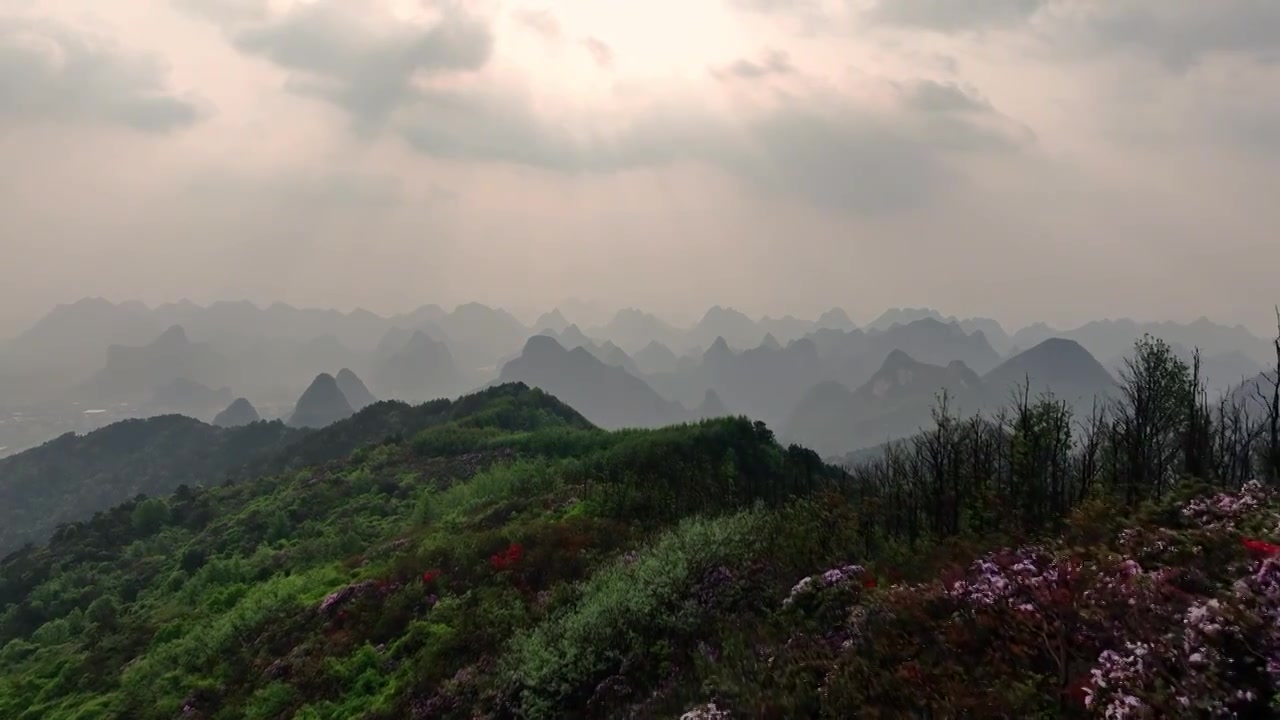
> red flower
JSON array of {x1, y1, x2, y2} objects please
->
[
  {"x1": 490, "y1": 543, "x2": 524, "y2": 572},
  {"x1": 1242, "y1": 538, "x2": 1280, "y2": 556},
  {"x1": 422, "y1": 569, "x2": 441, "y2": 585},
  {"x1": 863, "y1": 576, "x2": 878, "y2": 589}
]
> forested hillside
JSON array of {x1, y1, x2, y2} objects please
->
[
  {"x1": 0, "y1": 417, "x2": 298, "y2": 556},
  {"x1": 1, "y1": 336, "x2": 1278, "y2": 718}
]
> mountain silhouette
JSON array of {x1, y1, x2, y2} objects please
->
[
  {"x1": 77, "y1": 325, "x2": 231, "y2": 404},
  {"x1": 690, "y1": 389, "x2": 731, "y2": 421},
  {"x1": 983, "y1": 338, "x2": 1115, "y2": 409},
  {"x1": 145, "y1": 377, "x2": 234, "y2": 419},
  {"x1": 213, "y1": 397, "x2": 261, "y2": 427},
  {"x1": 634, "y1": 340, "x2": 679, "y2": 375},
  {"x1": 370, "y1": 331, "x2": 464, "y2": 403},
  {"x1": 498, "y1": 336, "x2": 684, "y2": 429},
  {"x1": 534, "y1": 308, "x2": 571, "y2": 334},
  {"x1": 785, "y1": 351, "x2": 984, "y2": 456},
  {"x1": 288, "y1": 373, "x2": 354, "y2": 429},
  {"x1": 335, "y1": 368, "x2": 378, "y2": 410}
]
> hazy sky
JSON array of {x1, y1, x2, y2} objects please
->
[{"x1": 2, "y1": 0, "x2": 1278, "y2": 337}]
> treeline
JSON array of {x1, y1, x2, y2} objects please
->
[{"x1": 837, "y1": 328, "x2": 1280, "y2": 550}]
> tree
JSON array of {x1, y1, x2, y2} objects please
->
[{"x1": 130, "y1": 498, "x2": 170, "y2": 536}]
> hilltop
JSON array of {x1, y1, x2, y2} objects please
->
[{"x1": 1, "y1": 332, "x2": 1279, "y2": 717}]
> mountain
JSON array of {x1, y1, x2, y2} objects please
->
[
  {"x1": 983, "y1": 338, "x2": 1115, "y2": 411},
  {"x1": 0, "y1": 415, "x2": 295, "y2": 555},
  {"x1": 76, "y1": 325, "x2": 232, "y2": 404},
  {"x1": 633, "y1": 340, "x2": 679, "y2": 375},
  {"x1": 370, "y1": 331, "x2": 465, "y2": 404},
  {"x1": 288, "y1": 373, "x2": 354, "y2": 429},
  {"x1": 815, "y1": 318, "x2": 1001, "y2": 391},
  {"x1": 815, "y1": 307, "x2": 856, "y2": 331},
  {"x1": 758, "y1": 316, "x2": 813, "y2": 344},
  {"x1": 691, "y1": 306, "x2": 762, "y2": 350},
  {"x1": 145, "y1": 378, "x2": 234, "y2": 419},
  {"x1": 784, "y1": 350, "x2": 984, "y2": 456},
  {"x1": 1013, "y1": 317, "x2": 1273, "y2": 368},
  {"x1": 212, "y1": 398, "x2": 260, "y2": 427},
  {"x1": 538, "y1": 327, "x2": 642, "y2": 376},
  {"x1": 957, "y1": 318, "x2": 1012, "y2": 355},
  {"x1": 1199, "y1": 351, "x2": 1265, "y2": 395},
  {"x1": 867, "y1": 307, "x2": 944, "y2": 332},
  {"x1": 335, "y1": 368, "x2": 377, "y2": 411},
  {"x1": 690, "y1": 389, "x2": 730, "y2": 421},
  {"x1": 436, "y1": 303, "x2": 529, "y2": 371},
  {"x1": 497, "y1": 336, "x2": 684, "y2": 429},
  {"x1": 533, "y1": 308, "x2": 572, "y2": 334},
  {"x1": 591, "y1": 308, "x2": 685, "y2": 353}
]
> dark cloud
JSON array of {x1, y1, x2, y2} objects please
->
[
  {"x1": 863, "y1": 0, "x2": 1051, "y2": 31},
  {"x1": 1073, "y1": 2, "x2": 1280, "y2": 70},
  {"x1": 581, "y1": 37, "x2": 612, "y2": 67},
  {"x1": 183, "y1": 0, "x2": 493, "y2": 132},
  {"x1": 400, "y1": 81, "x2": 1028, "y2": 214},
  {"x1": 513, "y1": 9, "x2": 561, "y2": 42},
  {"x1": 714, "y1": 49, "x2": 793, "y2": 81},
  {"x1": 0, "y1": 16, "x2": 203, "y2": 133},
  {"x1": 898, "y1": 79, "x2": 991, "y2": 113}
]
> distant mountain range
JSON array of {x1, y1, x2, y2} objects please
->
[
  {"x1": 0, "y1": 298, "x2": 1273, "y2": 456},
  {"x1": 783, "y1": 339, "x2": 1117, "y2": 457}
]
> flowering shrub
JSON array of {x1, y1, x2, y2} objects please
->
[
  {"x1": 783, "y1": 564, "x2": 868, "y2": 608},
  {"x1": 490, "y1": 543, "x2": 524, "y2": 572},
  {"x1": 776, "y1": 482, "x2": 1280, "y2": 717}
]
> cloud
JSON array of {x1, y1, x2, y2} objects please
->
[
  {"x1": 0, "y1": 15, "x2": 203, "y2": 133},
  {"x1": 1066, "y1": 2, "x2": 1280, "y2": 70},
  {"x1": 581, "y1": 36, "x2": 612, "y2": 67},
  {"x1": 399, "y1": 79, "x2": 1029, "y2": 213},
  {"x1": 862, "y1": 0, "x2": 1051, "y2": 31},
  {"x1": 713, "y1": 49, "x2": 794, "y2": 81},
  {"x1": 513, "y1": 8, "x2": 560, "y2": 42},
  {"x1": 183, "y1": 0, "x2": 493, "y2": 132},
  {"x1": 181, "y1": 0, "x2": 1030, "y2": 215}
]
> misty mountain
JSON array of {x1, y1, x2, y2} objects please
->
[
  {"x1": 538, "y1": 326, "x2": 643, "y2": 376},
  {"x1": 590, "y1": 308, "x2": 686, "y2": 354},
  {"x1": 288, "y1": 373, "x2": 354, "y2": 429},
  {"x1": 6, "y1": 298, "x2": 161, "y2": 378},
  {"x1": 818, "y1": 318, "x2": 1001, "y2": 390},
  {"x1": 983, "y1": 338, "x2": 1116, "y2": 411},
  {"x1": 370, "y1": 331, "x2": 466, "y2": 404},
  {"x1": 335, "y1": 368, "x2": 377, "y2": 411},
  {"x1": 497, "y1": 336, "x2": 684, "y2": 429},
  {"x1": 533, "y1": 308, "x2": 572, "y2": 334},
  {"x1": 1013, "y1": 317, "x2": 1273, "y2": 368},
  {"x1": 76, "y1": 325, "x2": 232, "y2": 404},
  {"x1": 690, "y1": 389, "x2": 731, "y2": 421},
  {"x1": 691, "y1": 306, "x2": 763, "y2": 350},
  {"x1": 867, "y1": 308, "x2": 944, "y2": 332},
  {"x1": 784, "y1": 350, "x2": 985, "y2": 456},
  {"x1": 757, "y1": 316, "x2": 812, "y2": 345},
  {"x1": 213, "y1": 397, "x2": 261, "y2": 428},
  {"x1": 696, "y1": 336, "x2": 824, "y2": 428},
  {"x1": 815, "y1": 308, "x2": 857, "y2": 332},
  {"x1": 633, "y1": 340, "x2": 680, "y2": 375},
  {"x1": 145, "y1": 378, "x2": 234, "y2": 420},
  {"x1": 436, "y1": 303, "x2": 529, "y2": 371}
]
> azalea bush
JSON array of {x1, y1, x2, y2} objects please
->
[{"x1": 728, "y1": 481, "x2": 1280, "y2": 718}]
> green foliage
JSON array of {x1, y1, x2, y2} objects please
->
[{"x1": 3, "y1": 358, "x2": 1275, "y2": 719}]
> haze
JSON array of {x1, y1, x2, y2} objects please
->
[{"x1": 2, "y1": 0, "x2": 1279, "y2": 337}]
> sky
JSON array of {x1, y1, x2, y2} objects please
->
[{"x1": 1, "y1": 0, "x2": 1278, "y2": 337}]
